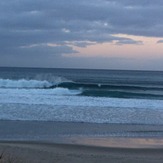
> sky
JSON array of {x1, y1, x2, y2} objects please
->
[{"x1": 0, "y1": 0, "x2": 163, "y2": 70}]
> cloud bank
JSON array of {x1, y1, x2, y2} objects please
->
[{"x1": 0, "y1": 0, "x2": 163, "y2": 68}]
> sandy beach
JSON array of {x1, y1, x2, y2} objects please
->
[
  {"x1": 0, "y1": 141, "x2": 163, "y2": 163},
  {"x1": 0, "y1": 120, "x2": 163, "y2": 162}
]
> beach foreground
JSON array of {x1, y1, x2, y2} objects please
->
[
  {"x1": 1, "y1": 120, "x2": 163, "y2": 162},
  {"x1": 0, "y1": 141, "x2": 163, "y2": 163}
]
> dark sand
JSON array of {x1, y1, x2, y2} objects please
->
[
  {"x1": 0, "y1": 120, "x2": 163, "y2": 162},
  {"x1": 1, "y1": 141, "x2": 163, "y2": 163}
]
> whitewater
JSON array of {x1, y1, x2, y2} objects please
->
[{"x1": 0, "y1": 67, "x2": 163, "y2": 124}]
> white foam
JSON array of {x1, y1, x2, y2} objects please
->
[
  {"x1": 0, "y1": 87, "x2": 163, "y2": 124},
  {"x1": 0, "y1": 79, "x2": 53, "y2": 88},
  {"x1": 0, "y1": 88, "x2": 163, "y2": 109},
  {"x1": 0, "y1": 76, "x2": 72, "y2": 89},
  {"x1": 0, "y1": 103, "x2": 163, "y2": 124}
]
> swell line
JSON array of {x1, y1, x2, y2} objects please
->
[{"x1": 56, "y1": 82, "x2": 163, "y2": 91}]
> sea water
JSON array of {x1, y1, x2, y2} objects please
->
[{"x1": 0, "y1": 67, "x2": 163, "y2": 124}]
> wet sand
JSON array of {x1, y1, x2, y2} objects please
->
[
  {"x1": 0, "y1": 141, "x2": 163, "y2": 163},
  {"x1": 0, "y1": 120, "x2": 163, "y2": 162}
]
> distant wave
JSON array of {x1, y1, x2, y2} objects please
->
[
  {"x1": 56, "y1": 82, "x2": 163, "y2": 99},
  {"x1": 57, "y1": 82, "x2": 163, "y2": 91}
]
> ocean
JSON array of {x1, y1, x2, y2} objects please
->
[{"x1": 0, "y1": 67, "x2": 163, "y2": 125}]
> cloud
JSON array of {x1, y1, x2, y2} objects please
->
[
  {"x1": 115, "y1": 39, "x2": 143, "y2": 45},
  {"x1": 157, "y1": 40, "x2": 163, "y2": 44},
  {"x1": 0, "y1": 0, "x2": 163, "y2": 67},
  {"x1": 20, "y1": 44, "x2": 78, "y2": 55},
  {"x1": 1, "y1": 44, "x2": 78, "y2": 57}
]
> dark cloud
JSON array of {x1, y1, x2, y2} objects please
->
[
  {"x1": 0, "y1": 0, "x2": 163, "y2": 67},
  {"x1": 0, "y1": 44, "x2": 78, "y2": 57},
  {"x1": 157, "y1": 40, "x2": 163, "y2": 44},
  {"x1": 115, "y1": 39, "x2": 143, "y2": 45}
]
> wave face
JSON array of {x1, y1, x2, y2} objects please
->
[
  {"x1": 0, "y1": 67, "x2": 163, "y2": 124},
  {"x1": 57, "y1": 82, "x2": 163, "y2": 99}
]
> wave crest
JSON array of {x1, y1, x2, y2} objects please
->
[
  {"x1": 0, "y1": 79, "x2": 53, "y2": 88},
  {"x1": 0, "y1": 78, "x2": 82, "y2": 95}
]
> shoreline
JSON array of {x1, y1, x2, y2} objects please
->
[
  {"x1": 1, "y1": 120, "x2": 163, "y2": 139},
  {"x1": 1, "y1": 136, "x2": 163, "y2": 149}
]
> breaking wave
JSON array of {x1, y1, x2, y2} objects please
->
[
  {"x1": 0, "y1": 79, "x2": 53, "y2": 88},
  {"x1": 0, "y1": 78, "x2": 82, "y2": 96},
  {"x1": 1, "y1": 78, "x2": 163, "y2": 99}
]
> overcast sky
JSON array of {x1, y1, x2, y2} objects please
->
[{"x1": 0, "y1": 0, "x2": 163, "y2": 70}]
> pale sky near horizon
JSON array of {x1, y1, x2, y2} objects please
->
[{"x1": 0, "y1": 0, "x2": 163, "y2": 70}]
